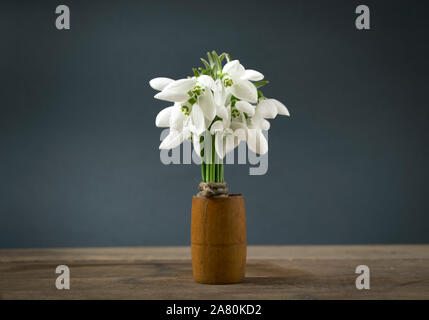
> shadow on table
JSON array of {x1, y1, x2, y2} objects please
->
[{"x1": 243, "y1": 262, "x2": 315, "y2": 286}]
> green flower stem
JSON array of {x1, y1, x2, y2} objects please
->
[
  {"x1": 211, "y1": 135, "x2": 215, "y2": 181},
  {"x1": 200, "y1": 134, "x2": 224, "y2": 183},
  {"x1": 201, "y1": 161, "x2": 206, "y2": 182}
]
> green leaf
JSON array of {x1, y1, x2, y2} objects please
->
[
  {"x1": 200, "y1": 58, "x2": 210, "y2": 70},
  {"x1": 206, "y1": 52, "x2": 214, "y2": 67},
  {"x1": 212, "y1": 51, "x2": 221, "y2": 70},
  {"x1": 192, "y1": 68, "x2": 200, "y2": 77},
  {"x1": 253, "y1": 80, "x2": 270, "y2": 88},
  {"x1": 219, "y1": 53, "x2": 225, "y2": 62},
  {"x1": 225, "y1": 53, "x2": 231, "y2": 62}
]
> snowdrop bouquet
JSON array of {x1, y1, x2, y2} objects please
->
[{"x1": 150, "y1": 51, "x2": 289, "y2": 186}]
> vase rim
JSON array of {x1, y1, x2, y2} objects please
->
[{"x1": 193, "y1": 193, "x2": 243, "y2": 200}]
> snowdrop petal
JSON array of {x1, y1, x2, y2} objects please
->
[
  {"x1": 154, "y1": 90, "x2": 189, "y2": 103},
  {"x1": 241, "y1": 70, "x2": 264, "y2": 81},
  {"x1": 256, "y1": 99, "x2": 278, "y2": 119},
  {"x1": 261, "y1": 119, "x2": 271, "y2": 130},
  {"x1": 155, "y1": 78, "x2": 196, "y2": 102},
  {"x1": 198, "y1": 91, "x2": 216, "y2": 121},
  {"x1": 270, "y1": 99, "x2": 290, "y2": 116},
  {"x1": 222, "y1": 60, "x2": 239, "y2": 74},
  {"x1": 191, "y1": 104, "x2": 206, "y2": 135},
  {"x1": 213, "y1": 79, "x2": 225, "y2": 105},
  {"x1": 247, "y1": 129, "x2": 268, "y2": 155},
  {"x1": 164, "y1": 78, "x2": 196, "y2": 93},
  {"x1": 193, "y1": 134, "x2": 201, "y2": 156},
  {"x1": 210, "y1": 120, "x2": 224, "y2": 134},
  {"x1": 235, "y1": 100, "x2": 255, "y2": 116},
  {"x1": 230, "y1": 80, "x2": 257, "y2": 103},
  {"x1": 215, "y1": 134, "x2": 226, "y2": 159},
  {"x1": 257, "y1": 130, "x2": 269, "y2": 155},
  {"x1": 230, "y1": 122, "x2": 247, "y2": 146},
  {"x1": 222, "y1": 105, "x2": 232, "y2": 128},
  {"x1": 224, "y1": 135, "x2": 237, "y2": 155},
  {"x1": 159, "y1": 130, "x2": 184, "y2": 150},
  {"x1": 247, "y1": 115, "x2": 259, "y2": 130},
  {"x1": 155, "y1": 106, "x2": 173, "y2": 127},
  {"x1": 216, "y1": 104, "x2": 229, "y2": 121},
  {"x1": 169, "y1": 104, "x2": 186, "y2": 130},
  {"x1": 230, "y1": 122, "x2": 247, "y2": 136},
  {"x1": 216, "y1": 106, "x2": 229, "y2": 120},
  {"x1": 223, "y1": 60, "x2": 245, "y2": 78},
  {"x1": 149, "y1": 77, "x2": 174, "y2": 91},
  {"x1": 197, "y1": 75, "x2": 215, "y2": 89}
]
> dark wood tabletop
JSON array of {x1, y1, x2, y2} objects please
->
[{"x1": 1, "y1": 245, "x2": 428, "y2": 299}]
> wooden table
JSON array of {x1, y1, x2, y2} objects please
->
[{"x1": 0, "y1": 245, "x2": 428, "y2": 299}]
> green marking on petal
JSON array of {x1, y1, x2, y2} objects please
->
[
  {"x1": 231, "y1": 107, "x2": 240, "y2": 118},
  {"x1": 223, "y1": 77, "x2": 233, "y2": 87},
  {"x1": 181, "y1": 105, "x2": 190, "y2": 116}
]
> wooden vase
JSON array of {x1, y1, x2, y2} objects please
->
[{"x1": 191, "y1": 194, "x2": 247, "y2": 284}]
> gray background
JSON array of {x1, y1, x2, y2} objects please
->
[{"x1": 1, "y1": 0, "x2": 428, "y2": 248}]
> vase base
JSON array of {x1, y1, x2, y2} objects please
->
[
  {"x1": 193, "y1": 277, "x2": 245, "y2": 285},
  {"x1": 191, "y1": 243, "x2": 246, "y2": 285}
]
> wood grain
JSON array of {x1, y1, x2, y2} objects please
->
[
  {"x1": 191, "y1": 195, "x2": 246, "y2": 284},
  {"x1": 0, "y1": 245, "x2": 428, "y2": 299}
]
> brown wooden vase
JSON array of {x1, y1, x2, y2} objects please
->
[{"x1": 191, "y1": 194, "x2": 247, "y2": 284}]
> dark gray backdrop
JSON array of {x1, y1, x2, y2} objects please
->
[{"x1": 1, "y1": 0, "x2": 428, "y2": 248}]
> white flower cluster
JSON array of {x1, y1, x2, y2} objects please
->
[{"x1": 149, "y1": 52, "x2": 289, "y2": 159}]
